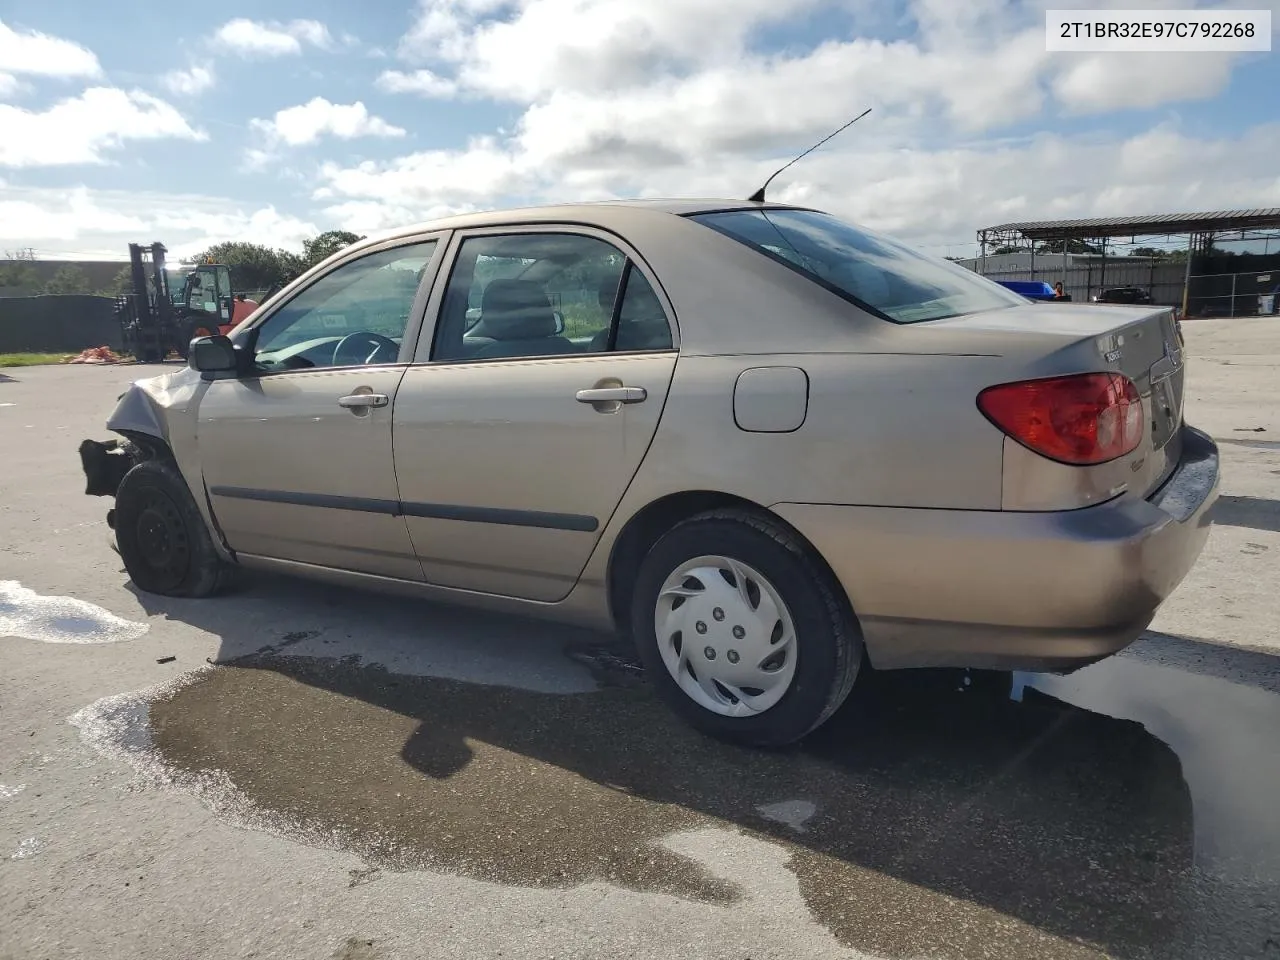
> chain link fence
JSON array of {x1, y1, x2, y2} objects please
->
[{"x1": 1185, "y1": 269, "x2": 1280, "y2": 318}]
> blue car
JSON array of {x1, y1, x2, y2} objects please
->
[{"x1": 994, "y1": 279, "x2": 1058, "y2": 301}]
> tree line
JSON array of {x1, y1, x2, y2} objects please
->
[{"x1": 0, "y1": 230, "x2": 364, "y2": 298}]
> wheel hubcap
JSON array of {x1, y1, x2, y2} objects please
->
[
  {"x1": 654, "y1": 555, "x2": 798, "y2": 717},
  {"x1": 134, "y1": 490, "x2": 190, "y2": 590}
]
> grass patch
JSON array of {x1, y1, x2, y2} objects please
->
[{"x1": 0, "y1": 352, "x2": 70, "y2": 368}]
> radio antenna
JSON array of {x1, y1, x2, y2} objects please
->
[{"x1": 747, "y1": 107, "x2": 872, "y2": 203}]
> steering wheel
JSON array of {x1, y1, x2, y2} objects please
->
[{"x1": 332, "y1": 332, "x2": 400, "y2": 367}]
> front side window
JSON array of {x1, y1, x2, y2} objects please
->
[
  {"x1": 432, "y1": 232, "x2": 672, "y2": 361},
  {"x1": 250, "y1": 241, "x2": 437, "y2": 372},
  {"x1": 690, "y1": 208, "x2": 1025, "y2": 324}
]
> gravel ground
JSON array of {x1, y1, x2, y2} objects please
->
[{"x1": 2, "y1": 317, "x2": 1278, "y2": 960}]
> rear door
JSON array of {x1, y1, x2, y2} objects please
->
[
  {"x1": 392, "y1": 226, "x2": 679, "y2": 602},
  {"x1": 196, "y1": 236, "x2": 445, "y2": 580}
]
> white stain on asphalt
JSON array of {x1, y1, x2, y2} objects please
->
[
  {"x1": 0, "y1": 581, "x2": 148, "y2": 644},
  {"x1": 11, "y1": 837, "x2": 44, "y2": 860},
  {"x1": 0, "y1": 783, "x2": 28, "y2": 799}
]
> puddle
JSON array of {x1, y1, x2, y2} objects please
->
[
  {"x1": 756, "y1": 799, "x2": 818, "y2": 833},
  {"x1": 0, "y1": 581, "x2": 148, "y2": 644},
  {"x1": 69, "y1": 643, "x2": 1280, "y2": 960},
  {"x1": 1029, "y1": 647, "x2": 1280, "y2": 883}
]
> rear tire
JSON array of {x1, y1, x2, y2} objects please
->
[
  {"x1": 114, "y1": 459, "x2": 232, "y2": 598},
  {"x1": 630, "y1": 508, "x2": 862, "y2": 747}
]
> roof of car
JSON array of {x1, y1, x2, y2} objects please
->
[{"x1": 355, "y1": 198, "x2": 805, "y2": 248}]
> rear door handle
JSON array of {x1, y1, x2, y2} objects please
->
[
  {"x1": 337, "y1": 393, "x2": 389, "y2": 409},
  {"x1": 575, "y1": 386, "x2": 647, "y2": 404}
]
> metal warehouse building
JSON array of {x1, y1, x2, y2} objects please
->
[{"x1": 965, "y1": 209, "x2": 1280, "y2": 317}]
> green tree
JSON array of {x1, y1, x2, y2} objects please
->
[
  {"x1": 1129, "y1": 246, "x2": 1190, "y2": 261},
  {"x1": 303, "y1": 230, "x2": 364, "y2": 269},
  {"x1": 42, "y1": 265, "x2": 93, "y2": 295},
  {"x1": 104, "y1": 264, "x2": 135, "y2": 295},
  {"x1": 185, "y1": 242, "x2": 304, "y2": 292},
  {"x1": 1035, "y1": 239, "x2": 1104, "y2": 255},
  {"x1": 0, "y1": 262, "x2": 39, "y2": 289}
]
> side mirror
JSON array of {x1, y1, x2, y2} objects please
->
[{"x1": 190, "y1": 334, "x2": 237, "y2": 378}]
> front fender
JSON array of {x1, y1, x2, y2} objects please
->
[
  {"x1": 95, "y1": 366, "x2": 236, "y2": 563},
  {"x1": 106, "y1": 382, "x2": 170, "y2": 447}
]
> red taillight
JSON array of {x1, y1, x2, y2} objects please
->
[{"x1": 977, "y1": 372, "x2": 1143, "y2": 465}]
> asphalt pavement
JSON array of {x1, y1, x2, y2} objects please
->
[{"x1": 2, "y1": 318, "x2": 1279, "y2": 960}]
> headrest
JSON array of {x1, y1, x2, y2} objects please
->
[{"x1": 480, "y1": 279, "x2": 556, "y2": 340}]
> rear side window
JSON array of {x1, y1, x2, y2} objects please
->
[{"x1": 690, "y1": 208, "x2": 1025, "y2": 324}]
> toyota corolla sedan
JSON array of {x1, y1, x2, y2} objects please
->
[{"x1": 79, "y1": 199, "x2": 1219, "y2": 746}]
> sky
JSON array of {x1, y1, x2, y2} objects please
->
[{"x1": 0, "y1": 0, "x2": 1277, "y2": 262}]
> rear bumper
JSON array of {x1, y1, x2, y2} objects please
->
[{"x1": 772, "y1": 424, "x2": 1221, "y2": 672}]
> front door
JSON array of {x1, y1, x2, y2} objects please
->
[
  {"x1": 196, "y1": 238, "x2": 442, "y2": 581},
  {"x1": 393, "y1": 228, "x2": 679, "y2": 602}
]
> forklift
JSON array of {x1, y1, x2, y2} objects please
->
[{"x1": 116, "y1": 242, "x2": 237, "y2": 363}]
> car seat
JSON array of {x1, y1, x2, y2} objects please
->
[{"x1": 467, "y1": 279, "x2": 573, "y2": 360}]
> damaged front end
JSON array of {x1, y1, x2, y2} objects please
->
[
  {"x1": 77, "y1": 437, "x2": 141, "y2": 531},
  {"x1": 78, "y1": 376, "x2": 182, "y2": 535},
  {"x1": 77, "y1": 368, "x2": 234, "y2": 565}
]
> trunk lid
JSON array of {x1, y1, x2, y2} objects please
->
[{"x1": 927, "y1": 302, "x2": 1187, "y2": 499}]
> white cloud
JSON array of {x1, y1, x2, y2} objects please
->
[
  {"x1": 316, "y1": 0, "x2": 1275, "y2": 250},
  {"x1": 0, "y1": 72, "x2": 23, "y2": 98},
  {"x1": 322, "y1": 199, "x2": 480, "y2": 234},
  {"x1": 312, "y1": 119, "x2": 1280, "y2": 252},
  {"x1": 0, "y1": 19, "x2": 101, "y2": 79},
  {"x1": 9, "y1": 0, "x2": 1279, "y2": 260},
  {"x1": 0, "y1": 187, "x2": 147, "y2": 242},
  {"x1": 393, "y1": 0, "x2": 1264, "y2": 127},
  {"x1": 250, "y1": 97, "x2": 407, "y2": 147},
  {"x1": 0, "y1": 182, "x2": 320, "y2": 258},
  {"x1": 214, "y1": 18, "x2": 333, "y2": 57},
  {"x1": 0, "y1": 87, "x2": 206, "y2": 168},
  {"x1": 1052, "y1": 51, "x2": 1237, "y2": 113},
  {"x1": 376, "y1": 68, "x2": 458, "y2": 98},
  {"x1": 161, "y1": 64, "x2": 215, "y2": 96}
]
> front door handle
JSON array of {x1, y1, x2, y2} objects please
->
[
  {"x1": 337, "y1": 392, "x2": 389, "y2": 409},
  {"x1": 575, "y1": 386, "x2": 647, "y2": 404}
]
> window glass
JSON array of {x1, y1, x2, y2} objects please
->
[
  {"x1": 433, "y1": 233, "x2": 625, "y2": 362},
  {"x1": 251, "y1": 241, "x2": 437, "y2": 372},
  {"x1": 611, "y1": 268, "x2": 674, "y2": 351},
  {"x1": 691, "y1": 208, "x2": 1025, "y2": 324}
]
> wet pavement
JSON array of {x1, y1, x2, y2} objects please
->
[
  {"x1": 58, "y1": 622, "x2": 1280, "y2": 960},
  {"x1": 3, "y1": 324, "x2": 1280, "y2": 959}
]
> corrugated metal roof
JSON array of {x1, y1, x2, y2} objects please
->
[{"x1": 978, "y1": 208, "x2": 1280, "y2": 241}]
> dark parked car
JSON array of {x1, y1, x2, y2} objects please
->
[{"x1": 1094, "y1": 286, "x2": 1154, "y2": 305}]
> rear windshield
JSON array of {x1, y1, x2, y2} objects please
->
[{"x1": 690, "y1": 208, "x2": 1026, "y2": 324}]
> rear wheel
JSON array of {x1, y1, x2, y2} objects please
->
[
  {"x1": 114, "y1": 459, "x2": 232, "y2": 597},
  {"x1": 630, "y1": 509, "x2": 862, "y2": 747}
]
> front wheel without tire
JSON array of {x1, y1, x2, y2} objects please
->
[
  {"x1": 114, "y1": 459, "x2": 232, "y2": 597},
  {"x1": 630, "y1": 509, "x2": 863, "y2": 747}
]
